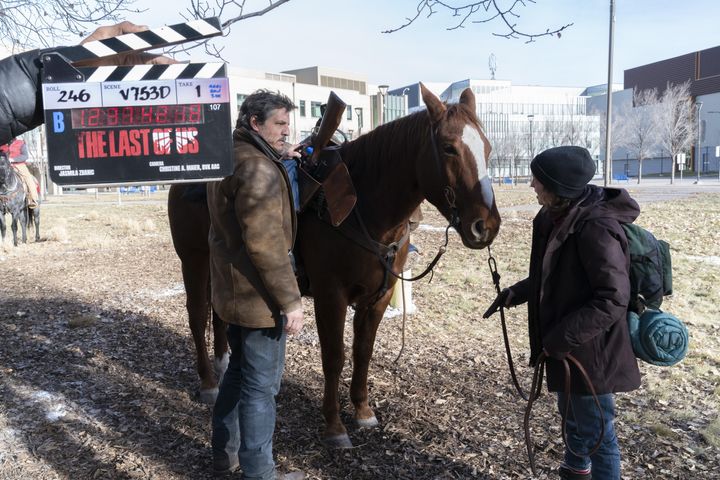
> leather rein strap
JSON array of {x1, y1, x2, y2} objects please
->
[
  {"x1": 486, "y1": 249, "x2": 605, "y2": 476},
  {"x1": 524, "y1": 353, "x2": 605, "y2": 476},
  {"x1": 487, "y1": 246, "x2": 533, "y2": 401}
]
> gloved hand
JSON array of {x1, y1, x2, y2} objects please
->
[{"x1": 483, "y1": 288, "x2": 513, "y2": 319}]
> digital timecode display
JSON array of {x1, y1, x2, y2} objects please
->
[{"x1": 70, "y1": 104, "x2": 204, "y2": 129}]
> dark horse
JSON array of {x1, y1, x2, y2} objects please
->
[
  {"x1": 168, "y1": 84, "x2": 501, "y2": 447},
  {"x1": 0, "y1": 154, "x2": 40, "y2": 246}
]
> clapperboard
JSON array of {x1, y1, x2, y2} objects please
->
[{"x1": 41, "y1": 18, "x2": 233, "y2": 186}]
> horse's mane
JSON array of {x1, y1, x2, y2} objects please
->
[
  {"x1": 340, "y1": 110, "x2": 430, "y2": 189},
  {"x1": 340, "y1": 101, "x2": 480, "y2": 194}
]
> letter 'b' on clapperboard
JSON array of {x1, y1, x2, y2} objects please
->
[{"x1": 41, "y1": 18, "x2": 233, "y2": 186}]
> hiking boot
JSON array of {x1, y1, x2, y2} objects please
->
[
  {"x1": 212, "y1": 456, "x2": 239, "y2": 477},
  {"x1": 559, "y1": 465, "x2": 591, "y2": 479},
  {"x1": 277, "y1": 472, "x2": 305, "y2": 480}
]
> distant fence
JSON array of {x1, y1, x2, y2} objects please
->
[{"x1": 614, "y1": 154, "x2": 720, "y2": 177}]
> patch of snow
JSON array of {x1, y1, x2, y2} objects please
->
[
  {"x1": 30, "y1": 391, "x2": 68, "y2": 422},
  {"x1": 681, "y1": 254, "x2": 720, "y2": 266}
]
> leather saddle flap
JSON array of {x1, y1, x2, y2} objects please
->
[
  {"x1": 298, "y1": 166, "x2": 322, "y2": 212},
  {"x1": 323, "y1": 162, "x2": 356, "y2": 226}
]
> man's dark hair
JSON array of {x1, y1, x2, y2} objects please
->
[{"x1": 237, "y1": 89, "x2": 295, "y2": 130}]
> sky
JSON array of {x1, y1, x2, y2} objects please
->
[{"x1": 132, "y1": 0, "x2": 720, "y2": 90}]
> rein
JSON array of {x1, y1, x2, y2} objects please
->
[
  {"x1": 487, "y1": 246, "x2": 534, "y2": 401},
  {"x1": 524, "y1": 353, "x2": 605, "y2": 476},
  {"x1": 486, "y1": 250, "x2": 605, "y2": 475}
]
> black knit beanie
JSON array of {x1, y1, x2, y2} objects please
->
[{"x1": 530, "y1": 146, "x2": 595, "y2": 199}]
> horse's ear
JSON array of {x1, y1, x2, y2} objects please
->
[
  {"x1": 420, "y1": 82, "x2": 446, "y2": 123},
  {"x1": 460, "y1": 88, "x2": 476, "y2": 116}
]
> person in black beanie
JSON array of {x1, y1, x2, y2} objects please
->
[{"x1": 484, "y1": 145, "x2": 642, "y2": 479}]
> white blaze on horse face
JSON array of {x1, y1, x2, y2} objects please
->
[
  {"x1": 462, "y1": 125, "x2": 488, "y2": 178},
  {"x1": 462, "y1": 125, "x2": 495, "y2": 209}
]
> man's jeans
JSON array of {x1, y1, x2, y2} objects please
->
[
  {"x1": 557, "y1": 393, "x2": 621, "y2": 479},
  {"x1": 212, "y1": 322, "x2": 286, "y2": 480}
]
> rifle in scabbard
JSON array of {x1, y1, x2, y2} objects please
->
[
  {"x1": 298, "y1": 91, "x2": 358, "y2": 226},
  {"x1": 309, "y1": 91, "x2": 346, "y2": 166}
]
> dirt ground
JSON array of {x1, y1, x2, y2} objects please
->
[{"x1": 0, "y1": 183, "x2": 718, "y2": 479}]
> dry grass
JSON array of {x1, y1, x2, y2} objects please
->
[{"x1": 0, "y1": 185, "x2": 719, "y2": 479}]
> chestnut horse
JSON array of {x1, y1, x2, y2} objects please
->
[{"x1": 168, "y1": 84, "x2": 500, "y2": 447}]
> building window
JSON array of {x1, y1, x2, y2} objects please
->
[
  {"x1": 346, "y1": 105, "x2": 352, "y2": 120},
  {"x1": 311, "y1": 101, "x2": 322, "y2": 118},
  {"x1": 299, "y1": 100, "x2": 306, "y2": 117}
]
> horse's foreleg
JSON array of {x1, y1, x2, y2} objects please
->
[
  {"x1": 211, "y1": 309, "x2": 229, "y2": 381},
  {"x1": 181, "y1": 256, "x2": 218, "y2": 404},
  {"x1": 19, "y1": 209, "x2": 27, "y2": 244},
  {"x1": 10, "y1": 215, "x2": 18, "y2": 246},
  {"x1": 350, "y1": 301, "x2": 387, "y2": 429},
  {"x1": 31, "y1": 207, "x2": 40, "y2": 242},
  {"x1": 315, "y1": 296, "x2": 353, "y2": 448}
]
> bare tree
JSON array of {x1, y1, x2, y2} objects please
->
[
  {"x1": 542, "y1": 118, "x2": 565, "y2": 148},
  {"x1": 596, "y1": 105, "x2": 628, "y2": 180},
  {"x1": 1, "y1": 0, "x2": 293, "y2": 59},
  {"x1": 576, "y1": 116, "x2": 600, "y2": 160},
  {"x1": 615, "y1": 88, "x2": 660, "y2": 183},
  {"x1": 385, "y1": 0, "x2": 572, "y2": 42},
  {"x1": 655, "y1": 81, "x2": 696, "y2": 184},
  {"x1": 506, "y1": 128, "x2": 526, "y2": 182},
  {"x1": 0, "y1": 1, "x2": 142, "y2": 51},
  {"x1": 488, "y1": 131, "x2": 510, "y2": 180},
  {"x1": 176, "y1": 0, "x2": 292, "y2": 58}
]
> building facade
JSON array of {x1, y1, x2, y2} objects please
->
[{"x1": 592, "y1": 45, "x2": 720, "y2": 179}]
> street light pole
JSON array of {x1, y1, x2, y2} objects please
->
[
  {"x1": 696, "y1": 101, "x2": 703, "y2": 184},
  {"x1": 527, "y1": 114, "x2": 535, "y2": 159},
  {"x1": 401, "y1": 87, "x2": 410, "y2": 116},
  {"x1": 604, "y1": 0, "x2": 616, "y2": 186},
  {"x1": 354, "y1": 107, "x2": 363, "y2": 136},
  {"x1": 378, "y1": 84, "x2": 389, "y2": 125}
]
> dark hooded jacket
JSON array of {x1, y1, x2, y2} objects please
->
[
  {"x1": 509, "y1": 185, "x2": 642, "y2": 394},
  {"x1": 0, "y1": 49, "x2": 49, "y2": 145}
]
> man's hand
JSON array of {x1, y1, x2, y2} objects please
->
[
  {"x1": 285, "y1": 308, "x2": 304, "y2": 335},
  {"x1": 482, "y1": 288, "x2": 513, "y2": 319},
  {"x1": 280, "y1": 142, "x2": 302, "y2": 160},
  {"x1": 76, "y1": 21, "x2": 176, "y2": 67}
]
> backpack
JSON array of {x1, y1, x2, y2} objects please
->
[
  {"x1": 621, "y1": 223, "x2": 672, "y2": 314},
  {"x1": 622, "y1": 223, "x2": 688, "y2": 366}
]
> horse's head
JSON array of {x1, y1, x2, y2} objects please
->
[{"x1": 418, "y1": 83, "x2": 500, "y2": 249}]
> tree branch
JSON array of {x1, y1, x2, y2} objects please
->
[{"x1": 384, "y1": 0, "x2": 573, "y2": 42}]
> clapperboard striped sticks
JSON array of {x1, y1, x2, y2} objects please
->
[
  {"x1": 55, "y1": 18, "x2": 223, "y2": 64},
  {"x1": 82, "y1": 63, "x2": 227, "y2": 82}
]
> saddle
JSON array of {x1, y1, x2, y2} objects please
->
[{"x1": 297, "y1": 145, "x2": 356, "y2": 227}]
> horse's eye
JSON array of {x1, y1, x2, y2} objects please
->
[{"x1": 442, "y1": 144, "x2": 458, "y2": 156}]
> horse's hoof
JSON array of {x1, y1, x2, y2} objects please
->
[
  {"x1": 355, "y1": 416, "x2": 379, "y2": 429},
  {"x1": 198, "y1": 387, "x2": 219, "y2": 405},
  {"x1": 322, "y1": 433, "x2": 353, "y2": 449}
]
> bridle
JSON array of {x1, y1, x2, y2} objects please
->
[{"x1": 356, "y1": 120, "x2": 461, "y2": 290}]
